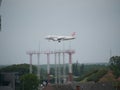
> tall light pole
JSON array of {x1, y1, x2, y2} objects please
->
[
  {"x1": 46, "y1": 52, "x2": 50, "y2": 82},
  {"x1": 63, "y1": 52, "x2": 66, "y2": 83},
  {"x1": 37, "y1": 41, "x2": 41, "y2": 80},
  {"x1": 54, "y1": 52, "x2": 57, "y2": 84},
  {"x1": 37, "y1": 53, "x2": 40, "y2": 79},
  {"x1": 58, "y1": 52, "x2": 61, "y2": 84}
]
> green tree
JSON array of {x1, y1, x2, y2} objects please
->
[
  {"x1": 20, "y1": 74, "x2": 39, "y2": 90},
  {"x1": 109, "y1": 56, "x2": 120, "y2": 78},
  {"x1": 0, "y1": 64, "x2": 37, "y2": 75}
]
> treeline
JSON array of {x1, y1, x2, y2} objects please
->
[
  {"x1": 0, "y1": 63, "x2": 108, "y2": 80},
  {"x1": 0, "y1": 64, "x2": 37, "y2": 75},
  {"x1": 0, "y1": 56, "x2": 120, "y2": 89},
  {"x1": 72, "y1": 63, "x2": 108, "y2": 77}
]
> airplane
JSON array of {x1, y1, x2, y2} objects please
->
[{"x1": 45, "y1": 32, "x2": 76, "y2": 42}]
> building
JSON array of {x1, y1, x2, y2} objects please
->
[{"x1": 0, "y1": 72, "x2": 20, "y2": 90}]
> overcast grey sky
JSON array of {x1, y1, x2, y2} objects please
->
[{"x1": 0, "y1": 0, "x2": 120, "y2": 65}]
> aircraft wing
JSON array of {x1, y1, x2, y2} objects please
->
[
  {"x1": 51, "y1": 37, "x2": 58, "y2": 41},
  {"x1": 45, "y1": 35, "x2": 59, "y2": 41}
]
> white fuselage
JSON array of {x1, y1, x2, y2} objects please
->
[{"x1": 45, "y1": 35, "x2": 75, "y2": 42}]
